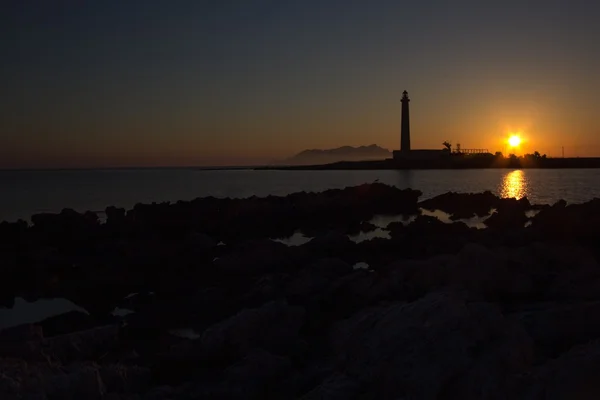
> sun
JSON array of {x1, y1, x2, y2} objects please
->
[{"x1": 508, "y1": 135, "x2": 522, "y2": 148}]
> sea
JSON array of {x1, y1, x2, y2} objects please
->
[
  {"x1": 1, "y1": 168, "x2": 599, "y2": 223},
  {"x1": 2, "y1": 167, "x2": 600, "y2": 329}
]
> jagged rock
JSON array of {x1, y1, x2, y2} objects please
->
[
  {"x1": 142, "y1": 385, "x2": 179, "y2": 400},
  {"x1": 0, "y1": 324, "x2": 43, "y2": 342},
  {"x1": 44, "y1": 365, "x2": 107, "y2": 400},
  {"x1": 183, "y1": 231, "x2": 217, "y2": 253},
  {"x1": 163, "y1": 300, "x2": 305, "y2": 369},
  {"x1": 9, "y1": 184, "x2": 600, "y2": 398},
  {"x1": 451, "y1": 243, "x2": 527, "y2": 300},
  {"x1": 346, "y1": 221, "x2": 378, "y2": 235},
  {"x1": 523, "y1": 339, "x2": 600, "y2": 400},
  {"x1": 36, "y1": 310, "x2": 97, "y2": 337},
  {"x1": 485, "y1": 198, "x2": 530, "y2": 229},
  {"x1": 327, "y1": 270, "x2": 393, "y2": 312},
  {"x1": 510, "y1": 301, "x2": 600, "y2": 360},
  {"x1": 530, "y1": 198, "x2": 600, "y2": 239},
  {"x1": 303, "y1": 232, "x2": 354, "y2": 259},
  {"x1": 332, "y1": 292, "x2": 533, "y2": 399},
  {"x1": 0, "y1": 360, "x2": 149, "y2": 400},
  {"x1": 386, "y1": 244, "x2": 533, "y2": 302},
  {"x1": 299, "y1": 373, "x2": 360, "y2": 400},
  {"x1": 419, "y1": 191, "x2": 500, "y2": 219},
  {"x1": 286, "y1": 258, "x2": 352, "y2": 301},
  {"x1": 223, "y1": 348, "x2": 292, "y2": 398},
  {"x1": 201, "y1": 300, "x2": 305, "y2": 358},
  {"x1": 42, "y1": 325, "x2": 120, "y2": 362},
  {"x1": 105, "y1": 206, "x2": 126, "y2": 226},
  {"x1": 215, "y1": 239, "x2": 292, "y2": 276},
  {"x1": 98, "y1": 364, "x2": 151, "y2": 395},
  {"x1": 242, "y1": 273, "x2": 289, "y2": 307},
  {"x1": 385, "y1": 220, "x2": 405, "y2": 234}
]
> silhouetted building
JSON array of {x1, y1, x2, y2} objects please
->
[
  {"x1": 393, "y1": 90, "x2": 448, "y2": 161},
  {"x1": 401, "y1": 90, "x2": 411, "y2": 152}
]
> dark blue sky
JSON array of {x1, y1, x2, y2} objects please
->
[{"x1": 1, "y1": 0, "x2": 599, "y2": 167}]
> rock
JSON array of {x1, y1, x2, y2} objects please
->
[
  {"x1": 524, "y1": 339, "x2": 600, "y2": 400},
  {"x1": 215, "y1": 239, "x2": 292, "y2": 276},
  {"x1": 419, "y1": 191, "x2": 500, "y2": 219},
  {"x1": 286, "y1": 258, "x2": 352, "y2": 301},
  {"x1": 98, "y1": 364, "x2": 151, "y2": 395},
  {"x1": 0, "y1": 360, "x2": 149, "y2": 400},
  {"x1": 43, "y1": 365, "x2": 107, "y2": 400},
  {"x1": 332, "y1": 292, "x2": 533, "y2": 399},
  {"x1": 299, "y1": 373, "x2": 360, "y2": 400},
  {"x1": 241, "y1": 273, "x2": 289, "y2": 308},
  {"x1": 0, "y1": 358, "x2": 62, "y2": 400},
  {"x1": 385, "y1": 220, "x2": 405, "y2": 235},
  {"x1": 164, "y1": 300, "x2": 305, "y2": 368},
  {"x1": 105, "y1": 206, "x2": 126, "y2": 226},
  {"x1": 388, "y1": 244, "x2": 532, "y2": 302},
  {"x1": 0, "y1": 360, "x2": 106, "y2": 400},
  {"x1": 201, "y1": 300, "x2": 305, "y2": 358},
  {"x1": 43, "y1": 324, "x2": 120, "y2": 362},
  {"x1": 346, "y1": 221, "x2": 378, "y2": 235},
  {"x1": 142, "y1": 385, "x2": 179, "y2": 400},
  {"x1": 510, "y1": 301, "x2": 600, "y2": 360},
  {"x1": 223, "y1": 348, "x2": 293, "y2": 397},
  {"x1": 303, "y1": 232, "x2": 354, "y2": 259},
  {"x1": 278, "y1": 362, "x2": 336, "y2": 399},
  {"x1": 36, "y1": 310, "x2": 97, "y2": 337},
  {"x1": 506, "y1": 242, "x2": 600, "y2": 302},
  {"x1": 530, "y1": 198, "x2": 600, "y2": 239},
  {"x1": 327, "y1": 270, "x2": 393, "y2": 312},
  {"x1": 485, "y1": 209, "x2": 528, "y2": 230},
  {"x1": 0, "y1": 324, "x2": 43, "y2": 342},
  {"x1": 451, "y1": 243, "x2": 515, "y2": 299},
  {"x1": 183, "y1": 231, "x2": 217, "y2": 253}
]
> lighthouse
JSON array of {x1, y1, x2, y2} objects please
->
[
  {"x1": 393, "y1": 90, "x2": 448, "y2": 161},
  {"x1": 401, "y1": 90, "x2": 411, "y2": 153}
]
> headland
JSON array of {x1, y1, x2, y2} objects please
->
[{"x1": 256, "y1": 155, "x2": 600, "y2": 170}]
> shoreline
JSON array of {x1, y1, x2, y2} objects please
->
[
  {"x1": 256, "y1": 156, "x2": 600, "y2": 170},
  {"x1": 2, "y1": 183, "x2": 600, "y2": 398}
]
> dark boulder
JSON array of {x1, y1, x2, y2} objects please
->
[
  {"x1": 302, "y1": 232, "x2": 355, "y2": 261},
  {"x1": 523, "y1": 339, "x2": 600, "y2": 400},
  {"x1": 215, "y1": 239, "x2": 292, "y2": 277},
  {"x1": 105, "y1": 206, "x2": 126, "y2": 227},
  {"x1": 419, "y1": 191, "x2": 500, "y2": 219},
  {"x1": 509, "y1": 301, "x2": 600, "y2": 361},
  {"x1": 299, "y1": 373, "x2": 361, "y2": 400},
  {"x1": 285, "y1": 258, "x2": 353, "y2": 309},
  {"x1": 36, "y1": 310, "x2": 97, "y2": 337},
  {"x1": 162, "y1": 300, "x2": 306, "y2": 370},
  {"x1": 485, "y1": 197, "x2": 531, "y2": 230},
  {"x1": 0, "y1": 359, "x2": 150, "y2": 400},
  {"x1": 222, "y1": 348, "x2": 293, "y2": 399},
  {"x1": 331, "y1": 291, "x2": 533, "y2": 399}
]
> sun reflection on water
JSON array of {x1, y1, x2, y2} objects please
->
[{"x1": 500, "y1": 170, "x2": 529, "y2": 199}]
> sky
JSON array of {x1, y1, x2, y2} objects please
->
[{"x1": 1, "y1": 0, "x2": 599, "y2": 168}]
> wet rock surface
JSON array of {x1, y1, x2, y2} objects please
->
[{"x1": 2, "y1": 183, "x2": 600, "y2": 398}]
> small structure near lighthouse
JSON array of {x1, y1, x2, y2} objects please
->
[{"x1": 393, "y1": 90, "x2": 448, "y2": 161}]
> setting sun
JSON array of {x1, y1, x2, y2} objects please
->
[{"x1": 508, "y1": 135, "x2": 522, "y2": 148}]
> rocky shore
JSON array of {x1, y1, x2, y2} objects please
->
[{"x1": 2, "y1": 183, "x2": 600, "y2": 399}]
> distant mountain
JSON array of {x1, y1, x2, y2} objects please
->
[{"x1": 281, "y1": 144, "x2": 392, "y2": 165}]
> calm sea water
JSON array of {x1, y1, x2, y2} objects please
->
[{"x1": 1, "y1": 168, "x2": 599, "y2": 222}]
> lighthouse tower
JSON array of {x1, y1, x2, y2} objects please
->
[
  {"x1": 401, "y1": 90, "x2": 411, "y2": 153},
  {"x1": 393, "y1": 90, "x2": 447, "y2": 161}
]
